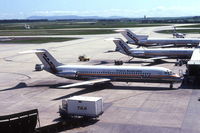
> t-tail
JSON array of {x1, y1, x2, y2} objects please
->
[
  {"x1": 115, "y1": 29, "x2": 140, "y2": 45},
  {"x1": 112, "y1": 38, "x2": 132, "y2": 56},
  {"x1": 20, "y1": 49, "x2": 62, "y2": 73}
]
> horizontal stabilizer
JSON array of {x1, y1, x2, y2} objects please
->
[
  {"x1": 105, "y1": 38, "x2": 121, "y2": 41},
  {"x1": 148, "y1": 56, "x2": 168, "y2": 60},
  {"x1": 150, "y1": 44, "x2": 175, "y2": 48},
  {"x1": 19, "y1": 49, "x2": 62, "y2": 73},
  {"x1": 19, "y1": 49, "x2": 45, "y2": 54},
  {"x1": 58, "y1": 78, "x2": 111, "y2": 89},
  {"x1": 115, "y1": 29, "x2": 128, "y2": 32}
]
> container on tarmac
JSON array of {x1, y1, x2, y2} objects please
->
[{"x1": 59, "y1": 96, "x2": 103, "y2": 118}]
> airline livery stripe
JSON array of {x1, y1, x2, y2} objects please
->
[
  {"x1": 78, "y1": 73, "x2": 176, "y2": 78},
  {"x1": 144, "y1": 53, "x2": 191, "y2": 56}
]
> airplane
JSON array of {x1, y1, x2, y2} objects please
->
[
  {"x1": 0, "y1": 37, "x2": 13, "y2": 41},
  {"x1": 112, "y1": 38, "x2": 194, "y2": 63},
  {"x1": 116, "y1": 29, "x2": 200, "y2": 48},
  {"x1": 20, "y1": 49, "x2": 181, "y2": 88},
  {"x1": 172, "y1": 26, "x2": 186, "y2": 38}
]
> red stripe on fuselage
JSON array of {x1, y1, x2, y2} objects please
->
[{"x1": 78, "y1": 73, "x2": 176, "y2": 79}]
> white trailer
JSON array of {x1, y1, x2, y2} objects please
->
[{"x1": 59, "y1": 96, "x2": 103, "y2": 119}]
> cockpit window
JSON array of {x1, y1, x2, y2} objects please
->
[{"x1": 164, "y1": 71, "x2": 173, "y2": 75}]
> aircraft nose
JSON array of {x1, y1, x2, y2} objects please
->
[
  {"x1": 175, "y1": 74, "x2": 180, "y2": 77},
  {"x1": 173, "y1": 74, "x2": 182, "y2": 82}
]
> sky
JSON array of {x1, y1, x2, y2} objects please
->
[{"x1": 0, "y1": 0, "x2": 200, "y2": 19}]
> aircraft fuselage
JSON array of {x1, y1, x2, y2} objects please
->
[
  {"x1": 56, "y1": 65, "x2": 181, "y2": 83},
  {"x1": 138, "y1": 38, "x2": 200, "y2": 46},
  {"x1": 130, "y1": 49, "x2": 194, "y2": 59}
]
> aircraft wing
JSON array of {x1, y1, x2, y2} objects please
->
[
  {"x1": 149, "y1": 44, "x2": 175, "y2": 48},
  {"x1": 58, "y1": 78, "x2": 111, "y2": 89},
  {"x1": 148, "y1": 56, "x2": 168, "y2": 60}
]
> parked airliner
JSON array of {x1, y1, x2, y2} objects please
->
[
  {"x1": 113, "y1": 38, "x2": 194, "y2": 62},
  {"x1": 116, "y1": 29, "x2": 200, "y2": 47},
  {"x1": 20, "y1": 49, "x2": 181, "y2": 88},
  {"x1": 172, "y1": 26, "x2": 186, "y2": 38}
]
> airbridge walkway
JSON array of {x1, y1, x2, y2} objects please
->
[{"x1": 185, "y1": 48, "x2": 200, "y2": 85}]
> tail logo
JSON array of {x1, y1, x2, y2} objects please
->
[
  {"x1": 118, "y1": 41, "x2": 131, "y2": 55},
  {"x1": 42, "y1": 53, "x2": 57, "y2": 73},
  {"x1": 127, "y1": 32, "x2": 139, "y2": 43}
]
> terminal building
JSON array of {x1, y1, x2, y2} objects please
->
[{"x1": 186, "y1": 48, "x2": 200, "y2": 84}]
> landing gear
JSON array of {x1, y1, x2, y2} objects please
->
[
  {"x1": 114, "y1": 60, "x2": 123, "y2": 65},
  {"x1": 186, "y1": 44, "x2": 192, "y2": 48},
  {"x1": 175, "y1": 59, "x2": 188, "y2": 66},
  {"x1": 154, "y1": 59, "x2": 162, "y2": 64},
  {"x1": 170, "y1": 83, "x2": 173, "y2": 89},
  {"x1": 175, "y1": 59, "x2": 183, "y2": 66}
]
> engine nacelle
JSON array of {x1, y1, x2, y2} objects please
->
[
  {"x1": 57, "y1": 71, "x2": 78, "y2": 78},
  {"x1": 133, "y1": 51, "x2": 145, "y2": 56}
]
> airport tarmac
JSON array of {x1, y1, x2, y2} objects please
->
[{"x1": 0, "y1": 25, "x2": 200, "y2": 133}]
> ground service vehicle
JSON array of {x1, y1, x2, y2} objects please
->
[
  {"x1": 79, "y1": 55, "x2": 90, "y2": 61},
  {"x1": 59, "y1": 96, "x2": 103, "y2": 119},
  {"x1": 35, "y1": 64, "x2": 43, "y2": 71}
]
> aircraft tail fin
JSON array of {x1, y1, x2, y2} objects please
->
[
  {"x1": 112, "y1": 38, "x2": 132, "y2": 55},
  {"x1": 115, "y1": 29, "x2": 140, "y2": 44},
  {"x1": 20, "y1": 49, "x2": 62, "y2": 73}
]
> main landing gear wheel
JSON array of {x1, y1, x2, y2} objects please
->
[{"x1": 170, "y1": 83, "x2": 173, "y2": 89}]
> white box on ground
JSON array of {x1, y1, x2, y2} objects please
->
[{"x1": 62, "y1": 96, "x2": 103, "y2": 117}]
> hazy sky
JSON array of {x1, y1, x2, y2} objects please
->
[{"x1": 0, "y1": 0, "x2": 200, "y2": 19}]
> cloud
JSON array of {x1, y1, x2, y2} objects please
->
[
  {"x1": 0, "y1": 6, "x2": 200, "y2": 19},
  {"x1": 0, "y1": 12, "x2": 27, "y2": 19},
  {"x1": 33, "y1": 10, "x2": 79, "y2": 16},
  {"x1": 32, "y1": 9, "x2": 146, "y2": 17},
  {"x1": 37, "y1": 7, "x2": 198, "y2": 18},
  {"x1": 148, "y1": 6, "x2": 200, "y2": 17}
]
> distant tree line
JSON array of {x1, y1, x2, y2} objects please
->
[
  {"x1": 0, "y1": 16, "x2": 200, "y2": 23},
  {"x1": 0, "y1": 19, "x2": 48, "y2": 23}
]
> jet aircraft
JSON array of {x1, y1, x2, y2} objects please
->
[
  {"x1": 20, "y1": 49, "x2": 181, "y2": 88},
  {"x1": 113, "y1": 38, "x2": 194, "y2": 63},
  {"x1": 116, "y1": 29, "x2": 200, "y2": 48},
  {"x1": 172, "y1": 26, "x2": 186, "y2": 38}
]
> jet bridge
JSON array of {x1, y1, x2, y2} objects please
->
[
  {"x1": 186, "y1": 48, "x2": 200, "y2": 84},
  {"x1": 0, "y1": 109, "x2": 39, "y2": 133}
]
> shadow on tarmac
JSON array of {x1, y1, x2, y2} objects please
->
[
  {"x1": 90, "y1": 59, "x2": 176, "y2": 66},
  {"x1": 0, "y1": 81, "x2": 174, "y2": 96},
  {"x1": 94, "y1": 61, "x2": 111, "y2": 65},
  {"x1": 0, "y1": 82, "x2": 28, "y2": 92},
  {"x1": 2, "y1": 76, "x2": 200, "y2": 101},
  {"x1": 36, "y1": 117, "x2": 99, "y2": 133},
  {"x1": 104, "y1": 50, "x2": 117, "y2": 53}
]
